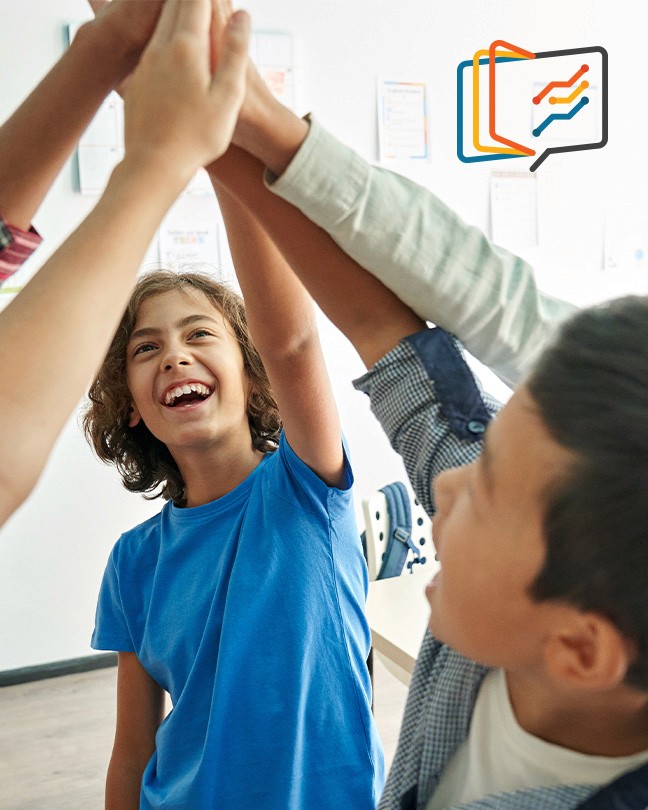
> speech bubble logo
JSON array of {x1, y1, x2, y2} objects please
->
[{"x1": 457, "y1": 44, "x2": 608, "y2": 171}]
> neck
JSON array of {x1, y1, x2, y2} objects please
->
[
  {"x1": 173, "y1": 435, "x2": 264, "y2": 507},
  {"x1": 506, "y1": 669, "x2": 648, "y2": 757}
]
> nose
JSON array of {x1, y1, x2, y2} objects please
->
[
  {"x1": 432, "y1": 463, "x2": 471, "y2": 520},
  {"x1": 160, "y1": 342, "x2": 192, "y2": 372}
]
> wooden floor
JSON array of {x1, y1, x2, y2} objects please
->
[{"x1": 0, "y1": 657, "x2": 408, "y2": 808}]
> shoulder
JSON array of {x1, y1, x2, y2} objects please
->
[
  {"x1": 110, "y1": 506, "x2": 165, "y2": 568},
  {"x1": 416, "y1": 633, "x2": 488, "y2": 718},
  {"x1": 261, "y1": 431, "x2": 353, "y2": 512}
]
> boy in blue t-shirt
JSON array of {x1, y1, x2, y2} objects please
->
[{"x1": 84, "y1": 194, "x2": 383, "y2": 804}]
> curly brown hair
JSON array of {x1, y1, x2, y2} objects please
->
[{"x1": 82, "y1": 271, "x2": 281, "y2": 505}]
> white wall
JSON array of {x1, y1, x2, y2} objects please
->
[{"x1": 0, "y1": 0, "x2": 645, "y2": 669}]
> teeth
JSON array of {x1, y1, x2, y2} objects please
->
[{"x1": 164, "y1": 382, "x2": 212, "y2": 405}]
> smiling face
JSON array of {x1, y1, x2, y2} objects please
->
[
  {"x1": 126, "y1": 288, "x2": 253, "y2": 462},
  {"x1": 427, "y1": 385, "x2": 576, "y2": 670}
]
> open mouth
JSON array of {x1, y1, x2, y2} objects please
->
[{"x1": 163, "y1": 382, "x2": 213, "y2": 408}]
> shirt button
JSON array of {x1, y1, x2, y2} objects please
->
[{"x1": 467, "y1": 420, "x2": 486, "y2": 435}]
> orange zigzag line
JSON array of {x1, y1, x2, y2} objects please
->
[{"x1": 533, "y1": 64, "x2": 590, "y2": 105}]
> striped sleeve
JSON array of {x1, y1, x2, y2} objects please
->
[{"x1": 0, "y1": 217, "x2": 42, "y2": 282}]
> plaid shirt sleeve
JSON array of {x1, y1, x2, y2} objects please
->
[
  {"x1": 0, "y1": 216, "x2": 42, "y2": 283},
  {"x1": 353, "y1": 326, "x2": 501, "y2": 519}
]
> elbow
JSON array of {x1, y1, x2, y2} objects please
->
[{"x1": 253, "y1": 315, "x2": 320, "y2": 362}]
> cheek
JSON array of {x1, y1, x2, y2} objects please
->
[
  {"x1": 125, "y1": 372, "x2": 144, "y2": 406},
  {"x1": 433, "y1": 465, "x2": 473, "y2": 514}
]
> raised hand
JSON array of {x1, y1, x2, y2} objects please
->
[
  {"x1": 209, "y1": 0, "x2": 282, "y2": 150},
  {"x1": 205, "y1": 0, "x2": 309, "y2": 179},
  {"x1": 123, "y1": 0, "x2": 250, "y2": 185}
]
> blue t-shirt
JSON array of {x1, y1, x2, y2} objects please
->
[{"x1": 92, "y1": 433, "x2": 384, "y2": 809}]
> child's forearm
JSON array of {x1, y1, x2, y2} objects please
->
[
  {"x1": 0, "y1": 2, "x2": 160, "y2": 230},
  {"x1": 213, "y1": 178, "x2": 316, "y2": 360},
  {"x1": 106, "y1": 758, "x2": 145, "y2": 810},
  {"x1": 234, "y1": 89, "x2": 309, "y2": 179},
  {"x1": 0, "y1": 157, "x2": 188, "y2": 525},
  {"x1": 210, "y1": 154, "x2": 347, "y2": 487}
]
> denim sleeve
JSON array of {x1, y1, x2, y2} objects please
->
[{"x1": 353, "y1": 327, "x2": 501, "y2": 518}]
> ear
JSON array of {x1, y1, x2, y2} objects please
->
[
  {"x1": 128, "y1": 403, "x2": 142, "y2": 428},
  {"x1": 544, "y1": 612, "x2": 634, "y2": 690}
]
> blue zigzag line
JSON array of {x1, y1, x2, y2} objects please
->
[{"x1": 532, "y1": 96, "x2": 589, "y2": 137}]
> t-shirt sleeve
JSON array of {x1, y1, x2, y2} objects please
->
[
  {"x1": 0, "y1": 217, "x2": 42, "y2": 282},
  {"x1": 354, "y1": 327, "x2": 501, "y2": 519},
  {"x1": 91, "y1": 545, "x2": 135, "y2": 652},
  {"x1": 275, "y1": 430, "x2": 354, "y2": 505}
]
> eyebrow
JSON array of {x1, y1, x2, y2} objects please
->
[{"x1": 129, "y1": 314, "x2": 221, "y2": 342}]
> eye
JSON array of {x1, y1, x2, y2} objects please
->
[
  {"x1": 132, "y1": 342, "x2": 157, "y2": 356},
  {"x1": 189, "y1": 328, "x2": 213, "y2": 339}
]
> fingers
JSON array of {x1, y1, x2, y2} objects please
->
[
  {"x1": 148, "y1": 0, "x2": 182, "y2": 47},
  {"x1": 175, "y1": 0, "x2": 212, "y2": 39},
  {"x1": 210, "y1": 0, "x2": 235, "y2": 71},
  {"x1": 212, "y1": 0, "x2": 234, "y2": 31},
  {"x1": 211, "y1": 10, "x2": 250, "y2": 98}
]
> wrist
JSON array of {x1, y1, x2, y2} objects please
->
[
  {"x1": 74, "y1": 16, "x2": 140, "y2": 88},
  {"x1": 236, "y1": 96, "x2": 309, "y2": 178},
  {"x1": 109, "y1": 153, "x2": 192, "y2": 209}
]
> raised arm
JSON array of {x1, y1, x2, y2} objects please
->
[
  {"x1": 211, "y1": 168, "x2": 347, "y2": 486},
  {"x1": 208, "y1": 151, "x2": 498, "y2": 527},
  {"x1": 0, "y1": 0, "x2": 250, "y2": 528},
  {"x1": 0, "y1": 0, "x2": 162, "y2": 234}
]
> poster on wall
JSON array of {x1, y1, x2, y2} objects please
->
[
  {"x1": 490, "y1": 171, "x2": 538, "y2": 250},
  {"x1": 250, "y1": 31, "x2": 297, "y2": 111},
  {"x1": 155, "y1": 195, "x2": 240, "y2": 286},
  {"x1": 377, "y1": 79, "x2": 430, "y2": 163}
]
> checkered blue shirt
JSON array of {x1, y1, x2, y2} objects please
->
[{"x1": 354, "y1": 328, "x2": 602, "y2": 810}]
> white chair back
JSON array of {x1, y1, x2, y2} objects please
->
[{"x1": 361, "y1": 486, "x2": 435, "y2": 582}]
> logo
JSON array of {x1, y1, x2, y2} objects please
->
[{"x1": 457, "y1": 41, "x2": 608, "y2": 171}]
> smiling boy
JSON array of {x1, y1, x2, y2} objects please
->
[
  {"x1": 126, "y1": 290, "x2": 262, "y2": 505},
  {"x1": 361, "y1": 306, "x2": 648, "y2": 810}
]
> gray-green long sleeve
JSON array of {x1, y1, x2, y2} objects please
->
[{"x1": 267, "y1": 117, "x2": 576, "y2": 388}]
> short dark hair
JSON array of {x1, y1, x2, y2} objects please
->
[
  {"x1": 82, "y1": 271, "x2": 281, "y2": 506},
  {"x1": 527, "y1": 296, "x2": 648, "y2": 689}
]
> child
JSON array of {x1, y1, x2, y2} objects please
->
[
  {"x1": 0, "y1": 0, "x2": 248, "y2": 528},
  {"x1": 82, "y1": 193, "x2": 383, "y2": 804},
  {"x1": 205, "y1": 125, "x2": 648, "y2": 807}
]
